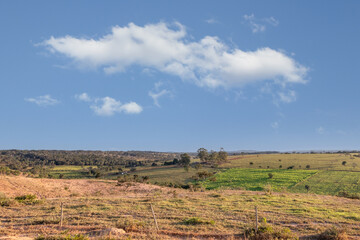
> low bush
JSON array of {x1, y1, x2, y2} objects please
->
[
  {"x1": 317, "y1": 226, "x2": 349, "y2": 240},
  {"x1": 14, "y1": 194, "x2": 40, "y2": 205},
  {"x1": 116, "y1": 217, "x2": 146, "y2": 232},
  {"x1": 183, "y1": 217, "x2": 215, "y2": 225},
  {"x1": 0, "y1": 193, "x2": 13, "y2": 207},
  {"x1": 35, "y1": 234, "x2": 88, "y2": 240},
  {"x1": 337, "y1": 191, "x2": 360, "y2": 200},
  {"x1": 245, "y1": 223, "x2": 298, "y2": 239}
]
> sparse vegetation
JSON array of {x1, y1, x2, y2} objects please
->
[
  {"x1": 14, "y1": 194, "x2": 40, "y2": 205},
  {"x1": 245, "y1": 224, "x2": 298, "y2": 240},
  {"x1": 1, "y1": 151, "x2": 360, "y2": 238},
  {"x1": 35, "y1": 234, "x2": 88, "y2": 240},
  {"x1": 183, "y1": 217, "x2": 215, "y2": 225},
  {"x1": 116, "y1": 217, "x2": 146, "y2": 232},
  {"x1": 317, "y1": 226, "x2": 349, "y2": 240}
]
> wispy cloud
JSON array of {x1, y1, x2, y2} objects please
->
[
  {"x1": 271, "y1": 121, "x2": 279, "y2": 129},
  {"x1": 75, "y1": 93, "x2": 142, "y2": 116},
  {"x1": 243, "y1": 14, "x2": 279, "y2": 33},
  {"x1": 25, "y1": 95, "x2": 59, "y2": 107},
  {"x1": 205, "y1": 18, "x2": 218, "y2": 24},
  {"x1": 42, "y1": 22, "x2": 307, "y2": 94},
  {"x1": 149, "y1": 89, "x2": 171, "y2": 107},
  {"x1": 278, "y1": 90, "x2": 297, "y2": 103},
  {"x1": 148, "y1": 82, "x2": 172, "y2": 107}
]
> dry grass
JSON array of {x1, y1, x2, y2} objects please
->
[{"x1": 0, "y1": 176, "x2": 359, "y2": 239}]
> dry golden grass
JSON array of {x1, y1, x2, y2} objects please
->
[{"x1": 0, "y1": 176, "x2": 359, "y2": 239}]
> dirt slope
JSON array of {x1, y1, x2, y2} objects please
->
[{"x1": 0, "y1": 176, "x2": 162, "y2": 198}]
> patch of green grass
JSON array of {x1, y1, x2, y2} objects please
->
[
  {"x1": 49, "y1": 166, "x2": 95, "y2": 179},
  {"x1": 225, "y1": 153, "x2": 360, "y2": 171},
  {"x1": 35, "y1": 234, "x2": 88, "y2": 240},
  {"x1": 204, "y1": 168, "x2": 317, "y2": 191},
  {"x1": 292, "y1": 170, "x2": 360, "y2": 195}
]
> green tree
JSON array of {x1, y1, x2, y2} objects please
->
[
  {"x1": 179, "y1": 153, "x2": 191, "y2": 167},
  {"x1": 217, "y1": 148, "x2": 228, "y2": 164},
  {"x1": 197, "y1": 148, "x2": 209, "y2": 162},
  {"x1": 208, "y1": 151, "x2": 218, "y2": 163}
]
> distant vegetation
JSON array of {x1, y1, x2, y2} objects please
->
[
  {"x1": 0, "y1": 149, "x2": 179, "y2": 168},
  {"x1": 1, "y1": 149, "x2": 360, "y2": 197}
]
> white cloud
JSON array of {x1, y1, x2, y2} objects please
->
[
  {"x1": 120, "y1": 101, "x2": 143, "y2": 114},
  {"x1": 148, "y1": 81, "x2": 172, "y2": 107},
  {"x1": 88, "y1": 96, "x2": 142, "y2": 116},
  {"x1": 243, "y1": 14, "x2": 279, "y2": 33},
  {"x1": 265, "y1": 17, "x2": 279, "y2": 26},
  {"x1": 75, "y1": 92, "x2": 91, "y2": 102},
  {"x1": 205, "y1": 18, "x2": 218, "y2": 24},
  {"x1": 43, "y1": 22, "x2": 307, "y2": 92},
  {"x1": 243, "y1": 14, "x2": 266, "y2": 33},
  {"x1": 317, "y1": 126, "x2": 325, "y2": 134},
  {"x1": 278, "y1": 90, "x2": 297, "y2": 103},
  {"x1": 25, "y1": 95, "x2": 59, "y2": 106},
  {"x1": 149, "y1": 89, "x2": 171, "y2": 107}
]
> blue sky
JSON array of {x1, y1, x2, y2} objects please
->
[{"x1": 1, "y1": 1, "x2": 359, "y2": 152}]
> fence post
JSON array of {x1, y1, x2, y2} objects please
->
[
  {"x1": 60, "y1": 202, "x2": 64, "y2": 227},
  {"x1": 150, "y1": 203, "x2": 159, "y2": 231},
  {"x1": 255, "y1": 205, "x2": 258, "y2": 231}
]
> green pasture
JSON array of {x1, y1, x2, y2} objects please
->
[
  {"x1": 224, "y1": 153, "x2": 360, "y2": 171},
  {"x1": 292, "y1": 170, "x2": 360, "y2": 195},
  {"x1": 204, "y1": 168, "x2": 317, "y2": 191},
  {"x1": 49, "y1": 165, "x2": 94, "y2": 179}
]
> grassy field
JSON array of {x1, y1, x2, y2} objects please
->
[
  {"x1": 203, "y1": 168, "x2": 360, "y2": 196},
  {"x1": 204, "y1": 168, "x2": 318, "y2": 191},
  {"x1": 292, "y1": 170, "x2": 360, "y2": 195},
  {"x1": 224, "y1": 153, "x2": 360, "y2": 171},
  {"x1": 46, "y1": 153, "x2": 360, "y2": 197},
  {"x1": 49, "y1": 165, "x2": 94, "y2": 179},
  {"x1": 124, "y1": 165, "x2": 213, "y2": 185},
  {"x1": 0, "y1": 177, "x2": 359, "y2": 239}
]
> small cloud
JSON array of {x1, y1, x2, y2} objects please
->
[
  {"x1": 316, "y1": 126, "x2": 325, "y2": 134},
  {"x1": 90, "y1": 96, "x2": 142, "y2": 116},
  {"x1": 149, "y1": 82, "x2": 172, "y2": 107},
  {"x1": 243, "y1": 14, "x2": 279, "y2": 33},
  {"x1": 149, "y1": 89, "x2": 171, "y2": 107},
  {"x1": 265, "y1": 17, "x2": 279, "y2": 26},
  {"x1": 25, "y1": 95, "x2": 59, "y2": 107},
  {"x1": 278, "y1": 90, "x2": 296, "y2": 103},
  {"x1": 243, "y1": 14, "x2": 265, "y2": 33},
  {"x1": 271, "y1": 121, "x2": 279, "y2": 129},
  {"x1": 205, "y1": 18, "x2": 218, "y2": 24},
  {"x1": 75, "y1": 92, "x2": 91, "y2": 102},
  {"x1": 120, "y1": 102, "x2": 143, "y2": 114},
  {"x1": 76, "y1": 93, "x2": 142, "y2": 116}
]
